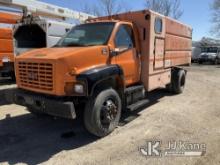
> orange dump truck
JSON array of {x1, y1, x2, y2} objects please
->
[
  {"x1": 12, "y1": 10, "x2": 192, "y2": 137},
  {"x1": 0, "y1": 12, "x2": 21, "y2": 78}
]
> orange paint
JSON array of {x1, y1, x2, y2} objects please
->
[{"x1": 0, "y1": 12, "x2": 21, "y2": 68}]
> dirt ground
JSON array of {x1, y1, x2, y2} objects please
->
[{"x1": 0, "y1": 64, "x2": 220, "y2": 165}]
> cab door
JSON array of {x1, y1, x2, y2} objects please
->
[{"x1": 114, "y1": 24, "x2": 140, "y2": 86}]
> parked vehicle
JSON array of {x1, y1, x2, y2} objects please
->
[
  {"x1": 0, "y1": 0, "x2": 93, "y2": 79},
  {"x1": 198, "y1": 47, "x2": 220, "y2": 64},
  {"x1": 191, "y1": 47, "x2": 201, "y2": 63},
  {"x1": 0, "y1": 12, "x2": 21, "y2": 78},
  {"x1": 14, "y1": 17, "x2": 73, "y2": 55},
  {"x1": 11, "y1": 10, "x2": 192, "y2": 137},
  {"x1": 0, "y1": 16, "x2": 73, "y2": 79}
]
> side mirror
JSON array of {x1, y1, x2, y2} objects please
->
[
  {"x1": 110, "y1": 48, "x2": 120, "y2": 57},
  {"x1": 108, "y1": 44, "x2": 119, "y2": 57}
]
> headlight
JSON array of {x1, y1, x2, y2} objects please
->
[
  {"x1": 64, "y1": 82, "x2": 86, "y2": 96},
  {"x1": 74, "y1": 84, "x2": 84, "y2": 94},
  {"x1": 2, "y1": 56, "x2": 10, "y2": 63},
  {"x1": 208, "y1": 56, "x2": 216, "y2": 59}
]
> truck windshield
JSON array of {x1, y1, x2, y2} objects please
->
[{"x1": 56, "y1": 22, "x2": 115, "y2": 47}]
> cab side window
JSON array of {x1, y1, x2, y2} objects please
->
[{"x1": 115, "y1": 24, "x2": 135, "y2": 51}]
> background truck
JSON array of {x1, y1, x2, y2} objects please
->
[
  {"x1": 12, "y1": 10, "x2": 192, "y2": 137},
  {"x1": 198, "y1": 46, "x2": 220, "y2": 64},
  {"x1": 13, "y1": 17, "x2": 73, "y2": 55},
  {"x1": 0, "y1": 12, "x2": 21, "y2": 78},
  {"x1": 0, "y1": 15, "x2": 73, "y2": 78},
  {"x1": 0, "y1": 0, "x2": 94, "y2": 79}
]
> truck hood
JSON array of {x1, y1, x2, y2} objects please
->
[
  {"x1": 16, "y1": 47, "x2": 101, "y2": 60},
  {"x1": 16, "y1": 46, "x2": 110, "y2": 74}
]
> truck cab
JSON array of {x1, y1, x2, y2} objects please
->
[
  {"x1": 13, "y1": 10, "x2": 192, "y2": 137},
  {"x1": 55, "y1": 21, "x2": 141, "y2": 87}
]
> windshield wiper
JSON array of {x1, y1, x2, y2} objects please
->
[
  {"x1": 53, "y1": 44, "x2": 63, "y2": 47},
  {"x1": 65, "y1": 43, "x2": 88, "y2": 47},
  {"x1": 54, "y1": 43, "x2": 98, "y2": 47},
  {"x1": 85, "y1": 44, "x2": 98, "y2": 46}
]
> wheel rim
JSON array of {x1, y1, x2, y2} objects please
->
[{"x1": 100, "y1": 98, "x2": 118, "y2": 128}]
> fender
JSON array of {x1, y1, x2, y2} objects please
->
[{"x1": 76, "y1": 65, "x2": 124, "y2": 96}]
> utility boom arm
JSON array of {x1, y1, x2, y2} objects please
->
[{"x1": 0, "y1": 0, "x2": 94, "y2": 22}]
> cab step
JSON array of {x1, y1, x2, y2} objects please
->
[
  {"x1": 127, "y1": 99, "x2": 149, "y2": 111},
  {"x1": 125, "y1": 84, "x2": 145, "y2": 106}
]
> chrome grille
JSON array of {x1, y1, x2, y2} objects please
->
[{"x1": 18, "y1": 62, "x2": 53, "y2": 91}]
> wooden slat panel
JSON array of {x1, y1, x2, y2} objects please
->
[
  {"x1": 0, "y1": 39, "x2": 13, "y2": 52},
  {"x1": 166, "y1": 18, "x2": 192, "y2": 38},
  {"x1": 165, "y1": 34, "x2": 192, "y2": 51},
  {"x1": 0, "y1": 28, "x2": 13, "y2": 39},
  {"x1": 0, "y1": 12, "x2": 21, "y2": 24}
]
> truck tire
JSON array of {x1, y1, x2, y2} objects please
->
[
  {"x1": 84, "y1": 88, "x2": 122, "y2": 137},
  {"x1": 171, "y1": 69, "x2": 186, "y2": 94},
  {"x1": 198, "y1": 61, "x2": 203, "y2": 64},
  {"x1": 10, "y1": 72, "x2": 16, "y2": 81},
  {"x1": 213, "y1": 58, "x2": 218, "y2": 65}
]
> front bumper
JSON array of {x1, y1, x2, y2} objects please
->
[
  {"x1": 198, "y1": 58, "x2": 216, "y2": 63},
  {"x1": 0, "y1": 62, "x2": 14, "y2": 76},
  {"x1": 9, "y1": 89, "x2": 76, "y2": 119}
]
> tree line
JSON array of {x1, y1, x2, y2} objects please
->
[
  {"x1": 82, "y1": 0, "x2": 183, "y2": 19},
  {"x1": 82, "y1": 0, "x2": 219, "y2": 38}
]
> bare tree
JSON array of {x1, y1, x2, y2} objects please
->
[
  {"x1": 100, "y1": 0, "x2": 121, "y2": 16},
  {"x1": 144, "y1": 0, "x2": 183, "y2": 19},
  {"x1": 172, "y1": 0, "x2": 183, "y2": 19},
  {"x1": 211, "y1": 0, "x2": 220, "y2": 37},
  {"x1": 81, "y1": 3, "x2": 101, "y2": 16},
  {"x1": 81, "y1": 0, "x2": 131, "y2": 17}
]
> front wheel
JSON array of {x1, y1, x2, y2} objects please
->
[
  {"x1": 84, "y1": 88, "x2": 122, "y2": 137},
  {"x1": 213, "y1": 58, "x2": 218, "y2": 65}
]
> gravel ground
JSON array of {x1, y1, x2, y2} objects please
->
[{"x1": 0, "y1": 64, "x2": 220, "y2": 165}]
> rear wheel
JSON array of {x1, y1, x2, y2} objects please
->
[
  {"x1": 84, "y1": 88, "x2": 122, "y2": 137},
  {"x1": 168, "y1": 69, "x2": 186, "y2": 94}
]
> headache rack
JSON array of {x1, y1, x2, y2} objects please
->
[{"x1": 18, "y1": 62, "x2": 54, "y2": 91}]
